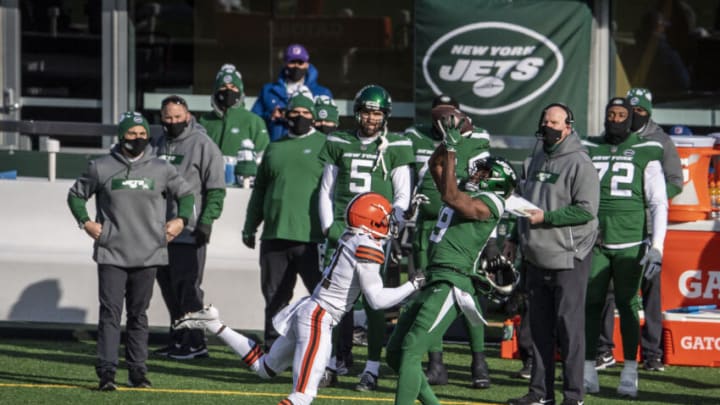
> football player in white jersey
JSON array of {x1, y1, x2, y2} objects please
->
[{"x1": 174, "y1": 192, "x2": 425, "y2": 405}]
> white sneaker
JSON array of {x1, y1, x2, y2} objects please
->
[
  {"x1": 617, "y1": 367, "x2": 638, "y2": 398},
  {"x1": 583, "y1": 360, "x2": 599, "y2": 394},
  {"x1": 174, "y1": 305, "x2": 220, "y2": 330}
]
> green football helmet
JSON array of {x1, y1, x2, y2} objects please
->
[
  {"x1": 353, "y1": 84, "x2": 392, "y2": 128},
  {"x1": 466, "y1": 156, "x2": 518, "y2": 199}
]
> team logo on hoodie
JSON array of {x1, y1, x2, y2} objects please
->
[
  {"x1": 111, "y1": 178, "x2": 156, "y2": 190},
  {"x1": 159, "y1": 154, "x2": 184, "y2": 165},
  {"x1": 423, "y1": 22, "x2": 563, "y2": 115},
  {"x1": 534, "y1": 171, "x2": 559, "y2": 184}
]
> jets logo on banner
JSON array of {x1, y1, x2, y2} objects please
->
[{"x1": 423, "y1": 22, "x2": 563, "y2": 115}]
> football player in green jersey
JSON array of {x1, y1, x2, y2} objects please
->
[
  {"x1": 582, "y1": 97, "x2": 668, "y2": 398},
  {"x1": 404, "y1": 95, "x2": 493, "y2": 387},
  {"x1": 386, "y1": 113, "x2": 517, "y2": 405},
  {"x1": 318, "y1": 85, "x2": 414, "y2": 391}
]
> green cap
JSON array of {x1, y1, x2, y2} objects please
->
[
  {"x1": 117, "y1": 112, "x2": 149, "y2": 140},
  {"x1": 214, "y1": 63, "x2": 244, "y2": 93},
  {"x1": 626, "y1": 87, "x2": 653, "y2": 116},
  {"x1": 314, "y1": 95, "x2": 339, "y2": 124},
  {"x1": 288, "y1": 93, "x2": 316, "y2": 119}
]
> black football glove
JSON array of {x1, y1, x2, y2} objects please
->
[
  {"x1": 192, "y1": 222, "x2": 212, "y2": 245},
  {"x1": 242, "y1": 230, "x2": 256, "y2": 249}
]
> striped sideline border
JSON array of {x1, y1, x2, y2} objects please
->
[{"x1": 0, "y1": 382, "x2": 500, "y2": 404}]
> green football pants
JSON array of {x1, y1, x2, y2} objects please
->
[
  {"x1": 387, "y1": 281, "x2": 480, "y2": 405},
  {"x1": 585, "y1": 244, "x2": 644, "y2": 361}
]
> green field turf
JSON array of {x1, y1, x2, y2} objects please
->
[{"x1": 0, "y1": 334, "x2": 718, "y2": 405}]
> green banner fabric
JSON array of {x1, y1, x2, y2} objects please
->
[{"x1": 415, "y1": 0, "x2": 592, "y2": 136}]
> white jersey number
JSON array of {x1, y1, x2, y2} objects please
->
[
  {"x1": 594, "y1": 161, "x2": 634, "y2": 197},
  {"x1": 349, "y1": 159, "x2": 374, "y2": 193}
]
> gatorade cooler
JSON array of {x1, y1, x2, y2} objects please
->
[
  {"x1": 668, "y1": 136, "x2": 719, "y2": 222},
  {"x1": 662, "y1": 310, "x2": 720, "y2": 367},
  {"x1": 662, "y1": 221, "x2": 720, "y2": 311}
]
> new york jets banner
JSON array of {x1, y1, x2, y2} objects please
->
[{"x1": 416, "y1": 0, "x2": 592, "y2": 136}]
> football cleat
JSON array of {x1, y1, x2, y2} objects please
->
[
  {"x1": 617, "y1": 367, "x2": 638, "y2": 398},
  {"x1": 173, "y1": 305, "x2": 219, "y2": 331},
  {"x1": 355, "y1": 371, "x2": 378, "y2": 392}
]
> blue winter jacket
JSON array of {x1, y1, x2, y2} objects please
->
[{"x1": 251, "y1": 64, "x2": 332, "y2": 141}]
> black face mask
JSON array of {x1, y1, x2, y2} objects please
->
[
  {"x1": 288, "y1": 115, "x2": 313, "y2": 135},
  {"x1": 285, "y1": 66, "x2": 307, "y2": 82},
  {"x1": 122, "y1": 137, "x2": 149, "y2": 157},
  {"x1": 314, "y1": 124, "x2": 337, "y2": 135},
  {"x1": 163, "y1": 121, "x2": 188, "y2": 138},
  {"x1": 630, "y1": 112, "x2": 649, "y2": 132},
  {"x1": 605, "y1": 119, "x2": 632, "y2": 145},
  {"x1": 214, "y1": 89, "x2": 240, "y2": 109},
  {"x1": 538, "y1": 125, "x2": 563, "y2": 148}
]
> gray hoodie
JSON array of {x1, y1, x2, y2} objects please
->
[
  {"x1": 638, "y1": 119, "x2": 683, "y2": 198},
  {"x1": 153, "y1": 116, "x2": 226, "y2": 244},
  {"x1": 516, "y1": 132, "x2": 600, "y2": 269},
  {"x1": 68, "y1": 145, "x2": 193, "y2": 267}
]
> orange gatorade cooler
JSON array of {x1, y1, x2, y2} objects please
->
[
  {"x1": 662, "y1": 310, "x2": 720, "y2": 367},
  {"x1": 669, "y1": 136, "x2": 720, "y2": 222},
  {"x1": 662, "y1": 222, "x2": 720, "y2": 311}
]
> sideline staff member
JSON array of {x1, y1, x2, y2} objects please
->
[
  {"x1": 67, "y1": 112, "x2": 194, "y2": 391},
  {"x1": 505, "y1": 104, "x2": 599, "y2": 405}
]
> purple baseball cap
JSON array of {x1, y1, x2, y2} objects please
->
[{"x1": 284, "y1": 44, "x2": 309, "y2": 63}]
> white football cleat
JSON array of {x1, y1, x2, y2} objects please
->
[
  {"x1": 617, "y1": 366, "x2": 638, "y2": 398},
  {"x1": 174, "y1": 305, "x2": 220, "y2": 330},
  {"x1": 583, "y1": 360, "x2": 600, "y2": 394}
]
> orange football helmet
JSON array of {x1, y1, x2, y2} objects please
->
[{"x1": 345, "y1": 192, "x2": 395, "y2": 239}]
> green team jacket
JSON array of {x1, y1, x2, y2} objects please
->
[
  {"x1": 243, "y1": 130, "x2": 326, "y2": 242},
  {"x1": 199, "y1": 105, "x2": 269, "y2": 176}
]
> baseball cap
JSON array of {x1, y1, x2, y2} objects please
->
[
  {"x1": 284, "y1": 44, "x2": 309, "y2": 63},
  {"x1": 669, "y1": 125, "x2": 693, "y2": 135}
]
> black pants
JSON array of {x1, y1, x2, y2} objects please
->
[
  {"x1": 260, "y1": 239, "x2": 322, "y2": 347},
  {"x1": 526, "y1": 254, "x2": 590, "y2": 402},
  {"x1": 515, "y1": 264, "x2": 533, "y2": 363},
  {"x1": 597, "y1": 284, "x2": 615, "y2": 354},
  {"x1": 96, "y1": 264, "x2": 156, "y2": 377},
  {"x1": 598, "y1": 272, "x2": 663, "y2": 359},
  {"x1": 156, "y1": 243, "x2": 207, "y2": 347}
]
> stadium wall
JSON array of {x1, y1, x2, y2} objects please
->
[{"x1": 0, "y1": 179, "x2": 308, "y2": 331}]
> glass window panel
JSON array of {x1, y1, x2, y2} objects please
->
[
  {"x1": 613, "y1": 0, "x2": 720, "y2": 133},
  {"x1": 20, "y1": 0, "x2": 102, "y2": 147},
  {"x1": 130, "y1": 0, "x2": 414, "y2": 130}
]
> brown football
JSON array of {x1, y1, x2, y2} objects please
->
[{"x1": 430, "y1": 105, "x2": 473, "y2": 133}]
